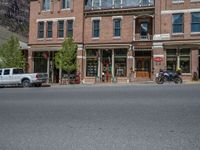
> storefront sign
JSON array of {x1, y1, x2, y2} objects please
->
[{"x1": 153, "y1": 57, "x2": 163, "y2": 62}]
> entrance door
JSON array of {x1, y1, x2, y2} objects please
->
[
  {"x1": 135, "y1": 57, "x2": 151, "y2": 78},
  {"x1": 102, "y1": 50, "x2": 112, "y2": 82}
]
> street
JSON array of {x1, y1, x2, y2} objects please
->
[{"x1": 0, "y1": 84, "x2": 200, "y2": 150}]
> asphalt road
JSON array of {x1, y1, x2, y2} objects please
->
[{"x1": 0, "y1": 84, "x2": 200, "y2": 150}]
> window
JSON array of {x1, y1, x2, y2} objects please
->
[
  {"x1": 166, "y1": 49, "x2": 190, "y2": 73},
  {"x1": 92, "y1": 20, "x2": 100, "y2": 38},
  {"x1": 114, "y1": 0, "x2": 121, "y2": 8},
  {"x1": 86, "y1": 50, "x2": 98, "y2": 77},
  {"x1": 33, "y1": 52, "x2": 48, "y2": 73},
  {"x1": 67, "y1": 20, "x2": 73, "y2": 37},
  {"x1": 47, "y1": 21, "x2": 53, "y2": 38},
  {"x1": 172, "y1": 14, "x2": 183, "y2": 33},
  {"x1": 93, "y1": 0, "x2": 100, "y2": 9},
  {"x1": 191, "y1": 12, "x2": 200, "y2": 32},
  {"x1": 62, "y1": 0, "x2": 70, "y2": 9},
  {"x1": 38, "y1": 22, "x2": 44, "y2": 38},
  {"x1": 0, "y1": 70, "x2": 2, "y2": 75},
  {"x1": 140, "y1": 22, "x2": 148, "y2": 38},
  {"x1": 113, "y1": 19, "x2": 121, "y2": 37},
  {"x1": 101, "y1": 0, "x2": 112, "y2": 9},
  {"x1": 140, "y1": 0, "x2": 151, "y2": 6},
  {"x1": 114, "y1": 49, "x2": 127, "y2": 77},
  {"x1": 180, "y1": 49, "x2": 190, "y2": 73},
  {"x1": 13, "y1": 69, "x2": 24, "y2": 74},
  {"x1": 3, "y1": 69, "x2": 10, "y2": 75},
  {"x1": 42, "y1": 0, "x2": 51, "y2": 11},
  {"x1": 58, "y1": 20, "x2": 64, "y2": 38}
]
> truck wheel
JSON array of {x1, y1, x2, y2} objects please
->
[{"x1": 22, "y1": 79, "x2": 30, "y2": 87}]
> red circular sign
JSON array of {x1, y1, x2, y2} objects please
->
[{"x1": 153, "y1": 57, "x2": 163, "y2": 62}]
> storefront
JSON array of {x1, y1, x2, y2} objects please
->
[{"x1": 85, "y1": 49, "x2": 128, "y2": 83}]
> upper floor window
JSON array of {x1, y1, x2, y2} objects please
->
[
  {"x1": 42, "y1": 0, "x2": 51, "y2": 11},
  {"x1": 140, "y1": 22, "x2": 148, "y2": 38},
  {"x1": 93, "y1": 0, "x2": 100, "y2": 9},
  {"x1": 191, "y1": 12, "x2": 200, "y2": 32},
  {"x1": 62, "y1": 0, "x2": 71, "y2": 9},
  {"x1": 172, "y1": 14, "x2": 183, "y2": 33},
  {"x1": 46, "y1": 21, "x2": 53, "y2": 38},
  {"x1": 92, "y1": 20, "x2": 100, "y2": 38},
  {"x1": 67, "y1": 20, "x2": 73, "y2": 37},
  {"x1": 101, "y1": 0, "x2": 112, "y2": 9},
  {"x1": 58, "y1": 20, "x2": 64, "y2": 38},
  {"x1": 38, "y1": 22, "x2": 44, "y2": 38},
  {"x1": 114, "y1": 0, "x2": 121, "y2": 8},
  {"x1": 113, "y1": 19, "x2": 121, "y2": 37}
]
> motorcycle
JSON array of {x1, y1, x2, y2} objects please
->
[{"x1": 155, "y1": 69, "x2": 182, "y2": 84}]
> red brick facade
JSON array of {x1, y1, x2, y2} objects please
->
[{"x1": 29, "y1": 0, "x2": 200, "y2": 83}]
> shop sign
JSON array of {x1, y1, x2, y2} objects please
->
[{"x1": 153, "y1": 57, "x2": 163, "y2": 62}]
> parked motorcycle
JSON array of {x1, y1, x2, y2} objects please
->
[{"x1": 155, "y1": 69, "x2": 182, "y2": 84}]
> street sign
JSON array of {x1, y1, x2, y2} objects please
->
[{"x1": 153, "y1": 57, "x2": 163, "y2": 62}]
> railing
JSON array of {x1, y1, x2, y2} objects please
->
[
  {"x1": 85, "y1": 0, "x2": 154, "y2": 10},
  {"x1": 135, "y1": 34, "x2": 153, "y2": 41}
]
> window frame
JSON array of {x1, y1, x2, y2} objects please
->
[
  {"x1": 61, "y1": 0, "x2": 71, "y2": 10},
  {"x1": 172, "y1": 13, "x2": 184, "y2": 34},
  {"x1": 191, "y1": 12, "x2": 200, "y2": 33},
  {"x1": 46, "y1": 21, "x2": 53, "y2": 38},
  {"x1": 67, "y1": 20, "x2": 73, "y2": 37},
  {"x1": 38, "y1": 21, "x2": 45, "y2": 39},
  {"x1": 57, "y1": 20, "x2": 64, "y2": 38},
  {"x1": 92, "y1": 20, "x2": 100, "y2": 38},
  {"x1": 42, "y1": 0, "x2": 51, "y2": 11},
  {"x1": 113, "y1": 18, "x2": 121, "y2": 37}
]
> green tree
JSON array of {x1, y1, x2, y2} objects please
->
[
  {"x1": 0, "y1": 36, "x2": 25, "y2": 68},
  {"x1": 54, "y1": 37, "x2": 77, "y2": 83}
]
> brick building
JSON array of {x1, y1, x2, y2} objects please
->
[{"x1": 28, "y1": 0, "x2": 200, "y2": 83}]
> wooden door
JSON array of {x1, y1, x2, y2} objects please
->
[{"x1": 135, "y1": 57, "x2": 151, "y2": 78}]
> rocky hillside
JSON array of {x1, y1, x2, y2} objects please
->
[{"x1": 0, "y1": 0, "x2": 30, "y2": 42}]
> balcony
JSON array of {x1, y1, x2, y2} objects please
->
[
  {"x1": 85, "y1": 0, "x2": 154, "y2": 10},
  {"x1": 135, "y1": 34, "x2": 153, "y2": 41}
]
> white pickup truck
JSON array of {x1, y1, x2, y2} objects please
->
[{"x1": 0, "y1": 68, "x2": 48, "y2": 87}]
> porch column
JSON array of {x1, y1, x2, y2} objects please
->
[
  {"x1": 133, "y1": 16, "x2": 136, "y2": 41},
  {"x1": 47, "y1": 51, "x2": 50, "y2": 83},
  {"x1": 98, "y1": 49, "x2": 101, "y2": 78},
  {"x1": 28, "y1": 49, "x2": 33, "y2": 73},
  {"x1": 112, "y1": 49, "x2": 115, "y2": 78}
]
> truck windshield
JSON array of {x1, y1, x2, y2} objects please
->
[{"x1": 13, "y1": 69, "x2": 24, "y2": 74}]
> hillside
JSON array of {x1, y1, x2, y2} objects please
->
[{"x1": 0, "y1": 0, "x2": 30, "y2": 46}]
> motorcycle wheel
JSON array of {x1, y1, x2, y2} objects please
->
[
  {"x1": 155, "y1": 77, "x2": 164, "y2": 84},
  {"x1": 174, "y1": 77, "x2": 182, "y2": 84}
]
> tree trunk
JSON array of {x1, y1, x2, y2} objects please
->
[{"x1": 59, "y1": 67, "x2": 62, "y2": 84}]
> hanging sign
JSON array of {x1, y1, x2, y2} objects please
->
[{"x1": 153, "y1": 57, "x2": 163, "y2": 62}]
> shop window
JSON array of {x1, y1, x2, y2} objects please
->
[
  {"x1": 191, "y1": 12, "x2": 200, "y2": 32},
  {"x1": 114, "y1": 49, "x2": 127, "y2": 77},
  {"x1": 166, "y1": 49, "x2": 190, "y2": 73},
  {"x1": 172, "y1": 14, "x2": 183, "y2": 33},
  {"x1": 86, "y1": 50, "x2": 98, "y2": 77},
  {"x1": 113, "y1": 19, "x2": 121, "y2": 37},
  {"x1": 38, "y1": 22, "x2": 44, "y2": 38}
]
